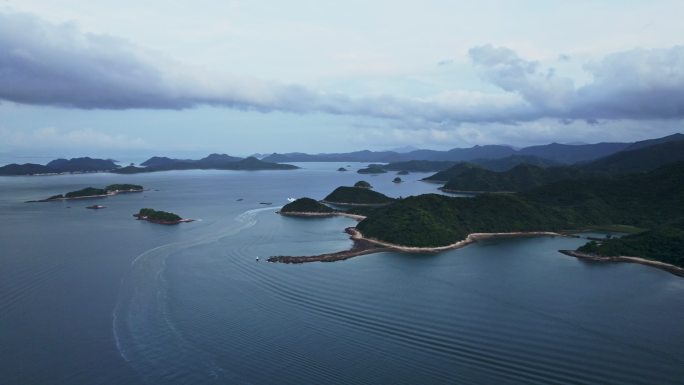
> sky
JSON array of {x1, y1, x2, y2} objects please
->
[{"x1": 1, "y1": 0, "x2": 684, "y2": 159}]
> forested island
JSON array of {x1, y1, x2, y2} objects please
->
[
  {"x1": 357, "y1": 165, "x2": 387, "y2": 174},
  {"x1": 29, "y1": 184, "x2": 144, "y2": 202},
  {"x1": 134, "y1": 208, "x2": 192, "y2": 224},
  {"x1": 114, "y1": 156, "x2": 297, "y2": 174},
  {"x1": 0, "y1": 155, "x2": 297, "y2": 176}
]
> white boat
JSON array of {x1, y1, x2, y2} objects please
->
[
  {"x1": 256, "y1": 256, "x2": 260, "y2": 262},
  {"x1": 287, "y1": 197, "x2": 296, "y2": 202}
]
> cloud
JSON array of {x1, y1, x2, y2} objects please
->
[
  {"x1": 0, "y1": 126, "x2": 146, "y2": 150},
  {"x1": 469, "y1": 44, "x2": 684, "y2": 122},
  {"x1": 1, "y1": 12, "x2": 684, "y2": 126}
]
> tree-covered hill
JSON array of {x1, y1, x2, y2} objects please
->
[
  {"x1": 442, "y1": 164, "x2": 583, "y2": 192},
  {"x1": 356, "y1": 162, "x2": 684, "y2": 264},
  {"x1": 323, "y1": 186, "x2": 395, "y2": 205},
  {"x1": 281, "y1": 198, "x2": 334, "y2": 214}
]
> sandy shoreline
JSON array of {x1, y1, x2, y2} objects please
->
[
  {"x1": 320, "y1": 200, "x2": 391, "y2": 207},
  {"x1": 350, "y1": 228, "x2": 565, "y2": 253},
  {"x1": 269, "y1": 224, "x2": 567, "y2": 263},
  {"x1": 559, "y1": 250, "x2": 684, "y2": 277},
  {"x1": 278, "y1": 211, "x2": 366, "y2": 221}
]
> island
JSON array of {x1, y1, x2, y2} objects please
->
[
  {"x1": 393, "y1": 177, "x2": 402, "y2": 183},
  {"x1": 113, "y1": 156, "x2": 298, "y2": 174},
  {"x1": 357, "y1": 164, "x2": 387, "y2": 174},
  {"x1": 134, "y1": 208, "x2": 193, "y2": 225},
  {"x1": 337, "y1": 167, "x2": 347, "y2": 172},
  {"x1": 0, "y1": 157, "x2": 120, "y2": 175},
  {"x1": 397, "y1": 170, "x2": 409, "y2": 175},
  {"x1": 322, "y1": 186, "x2": 395, "y2": 206},
  {"x1": 28, "y1": 184, "x2": 144, "y2": 202}
]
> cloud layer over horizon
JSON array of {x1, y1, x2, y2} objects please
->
[{"x1": 1, "y1": 11, "x2": 684, "y2": 128}]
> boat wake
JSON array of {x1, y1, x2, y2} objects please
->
[{"x1": 112, "y1": 206, "x2": 280, "y2": 383}]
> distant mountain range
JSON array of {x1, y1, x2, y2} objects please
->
[
  {"x1": 425, "y1": 135, "x2": 684, "y2": 192},
  {"x1": 0, "y1": 157, "x2": 119, "y2": 175},
  {"x1": 262, "y1": 139, "x2": 648, "y2": 165},
  {"x1": 1, "y1": 133, "x2": 682, "y2": 176}
]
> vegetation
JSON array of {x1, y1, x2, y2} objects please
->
[
  {"x1": 114, "y1": 156, "x2": 298, "y2": 173},
  {"x1": 357, "y1": 165, "x2": 387, "y2": 174},
  {"x1": 578, "y1": 223, "x2": 684, "y2": 267},
  {"x1": 422, "y1": 162, "x2": 483, "y2": 182},
  {"x1": 357, "y1": 194, "x2": 567, "y2": 247},
  {"x1": 356, "y1": 162, "x2": 684, "y2": 262},
  {"x1": 0, "y1": 163, "x2": 58, "y2": 175},
  {"x1": 471, "y1": 155, "x2": 561, "y2": 172},
  {"x1": 441, "y1": 164, "x2": 583, "y2": 192},
  {"x1": 384, "y1": 160, "x2": 455, "y2": 172},
  {"x1": 64, "y1": 187, "x2": 107, "y2": 198},
  {"x1": 393, "y1": 177, "x2": 402, "y2": 183},
  {"x1": 397, "y1": 170, "x2": 409, "y2": 175},
  {"x1": 354, "y1": 181, "x2": 372, "y2": 189},
  {"x1": 337, "y1": 167, "x2": 347, "y2": 171},
  {"x1": 46, "y1": 157, "x2": 119, "y2": 173},
  {"x1": 136, "y1": 208, "x2": 182, "y2": 222},
  {"x1": 281, "y1": 198, "x2": 334, "y2": 214},
  {"x1": 105, "y1": 184, "x2": 143, "y2": 192},
  {"x1": 324, "y1": 186, "x2": 395, "y2": 205},
  {"x1": 581, "y1": 139, "x2": 684, "y2": 175}
]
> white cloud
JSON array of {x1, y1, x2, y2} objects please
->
[{"x1": 1, "y1": 11, "x2": 684, "y2": 128}]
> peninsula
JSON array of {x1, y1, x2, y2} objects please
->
[{"x1": 270, "y1": 160, "x2": 684, "y2": 273}]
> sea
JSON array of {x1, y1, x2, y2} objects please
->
[{"x1": 1, "y1": 163, "x2": 683, "y2": 384}]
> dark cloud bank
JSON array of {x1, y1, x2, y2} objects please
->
[{"x1": 1, "y1": 12, "x2": 683, "y2": 125}]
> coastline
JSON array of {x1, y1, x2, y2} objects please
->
[
  {"x1": 268, "y1": 226, "x2": 567, "y2": 264},
  {"x1": 26, "y1": 188, "x2": 144, "y2": 203},
  {"x1": 559, "y1": 250, "x2": 684, "y2": 278},
  {"x1": 320, "y1": 200, "x2": 391, "y2": 207},
  {"x1": 134, "y1": 214, "x2": 194, "y2": 225},
  {"x1": 350, "y1": 228, "x2": 566, "y2": 253},
  {"x1": 278, "y1": 211, "x2": 366, "y2": 221}
]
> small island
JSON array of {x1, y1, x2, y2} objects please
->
[
  {"x1": 28, "y1": 184, "x2": 144, "y2": 202},
  {"x1": 134, "y1": 208, "x2": 193, "y2": 225},
  {"x1": 393, "y1": 177, "x2": 402, "y2": 183},
  {"x1": 397, "y1": 170, "x2": 409, "y2": 175},
  {"x1": 357, "y1": 164, "x2": 387, "y2": 174},
  {"x1": 337, "y1": 167, "x2": 347, "y2": 172}
]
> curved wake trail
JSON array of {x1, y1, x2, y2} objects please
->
[{"x1": 112, "y1": 206, "x2": 279, "y2": 384}]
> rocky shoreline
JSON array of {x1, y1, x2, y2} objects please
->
[
  {"x1": 559, "y1": 250, "x2": 684, "y2": 277},
  {"x1": 268, "y1": 228, "x2": 391, "y2": 263}
]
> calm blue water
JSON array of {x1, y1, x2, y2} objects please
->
[{"x1": 1, "y1": 164, "x2": 683, "y2": 384}]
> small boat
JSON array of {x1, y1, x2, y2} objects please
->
[
  {"x1": 287, "y1": 197, "x2": 296, "y2": 202},
  {"x1": 86, "y1": 204, "x2": 106, "y2": 210},
  {"x1": 256, "y1": 256, "x2": 260, "y2": 262}
]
